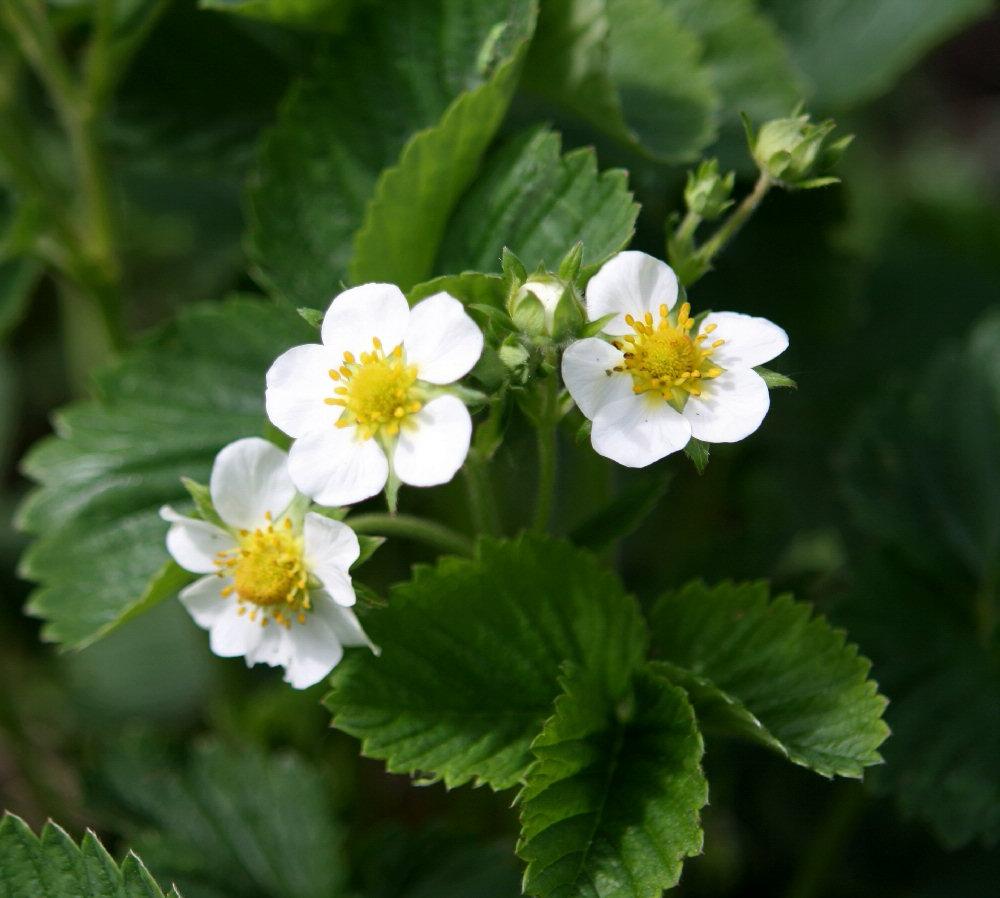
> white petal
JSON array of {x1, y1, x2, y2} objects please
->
[
  {"x1": 683, "y1": 368, "x2": 770, "y2": 444},
  {"x1": 160, "y1": 506, "x2": 235, "y2": 574},
  {"x1": 393, "y1": 395, "x2": 471, "y2": 488},
  {"x1": 321, "y1": 283, "x2": 410, "y2": 360},
  {"x1": 591, "y1": 393, "x2": 691, "y2": 468},
  {"x1": 303, "y1": 512, "x2": 360, "y2": 606},
  {"x1": 208, "y1": 604, "x2": 264, "y2": 658},
  {"x1": 210, "y1": 437, "x2": 297, "y2": 531},
  {"x1": 288, "y1": 426, "x2": 388, "y2": 506},
  {"x1": 561, "y1": 338, "x2": 634, "y2": 420},
  {"x1": 586, "y1": 251, "x2": 678, "y2": 335},
  {"x1": 313, "y1": 590, "x2": 373, "y2": 649},
  {"x1": 699, "y1": 311, "x2": 788, "y2": 369},
  {"x1": 282, "y1": 611, "x2": 345, "y2": 689},
  {"x1": 178, "y1": 575, "x2": 230, "y2": 628},
  {"x1": 244, "y1": 624, "x2": 290, "y2": 668},
  {"x1": 265, "y1": 343, "x2": 340, "y2": 439},
  {"x1": 403, "y1": 292, "x2": 483, "y2": 384}
]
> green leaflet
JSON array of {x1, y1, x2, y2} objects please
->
[
  {"x1": 199, "y1": 0, "x2": 356, "y2": 31},
  {"x1": 651, "y1": 580, "x2": 889, "y2": 778},
  {"x1": 763, "y1": 0, "x2": 993, "y2": 109},
  {"x1": 523, "y1": 0, "x2": 718, "y2": 161},
  {"x1": 436, "y1": 128, "x2": 638, "y2": 280},
  {"x1": 837, "y1": 311, "x2": 1000, "y2": 846},
  {"x1": 100, "y1": 736, "x2": 347, "y2": 898},
  {"x1": 350, "y1": 1, "x2": 538, "y2": 289},
  {"x1": 249, "y1": 0, "x2": 537, "y2": 304},
  {"x1": 325, "y1": 535, "x2": 648, "y2": 790},
  {"x1": 663, "y1": 0, "x2": 803, "y2": 121},
  {"x1": 0, "y1": 814, "x2": 180, "y2": 898},
  {"x1": 517, "y1": 666, "x2": 707, "y2": 898},
  {"x1": 17, "y1": 297, "x2": 312, "y2": 649}
]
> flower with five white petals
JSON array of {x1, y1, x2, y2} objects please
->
[
  {"x1": 161, "y1": 437, "x2": 371, "y2": 689},
  {"x1": 562, "y1": 251, "x2": 788, "y2": 467},
  {"x1": 266, "y1": 284, "x2": 484, "y2": 506}
]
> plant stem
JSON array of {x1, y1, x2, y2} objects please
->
[
  {"x1": 531, "y1": 378, "x2": 560, "y2": 534},
  {"x1": 674, "y1": 209, "x2": 701, "y2": 245},
  {"x1": 347, "y1": 513, "x2": 474, "y2": 557},
  {"x1": 3, "y1": 0, "x2": 126, "y2": 353},
  {"x1": 463, "y1": 454, "x2": 501, "y2": 536},
  {"x1": 784, "y1": 784, "x2": 866, "y2": 898},
  {"x1": 692, "y1": 172, "x2": 771, "y2": 278}
]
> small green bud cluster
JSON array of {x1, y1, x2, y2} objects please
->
[
  {"x1": 743, "y1": 110, "x2": 853, "y2": 189},
  {"x1": 684, "y1": 159, "x2": 735, "y2": 221}
]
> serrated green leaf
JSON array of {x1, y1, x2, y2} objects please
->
[
  {"x1": 100, "y1": 736, "x2": 346, "y2": 898},
  {"x1": 524, "y1": 0, "x2": 718, "y2": 161},
  {"x1": 517, "y1": 665, "x2": 707, "y2": 898},
  {"x1": 408, "y1": 272, "x2": 508, "y2": 311},
  {"x1": 438, "y1": 128, "x2": 638, "y2": 279},
  {"x1": 199, "y1": 0, "x2": 355, "y2": 32},
  {"x1": 763, "y1": 0, "x2": 992, "y2": 109},
  {"x1": 249, "y1": 0, "x2": 537, "y2": 304},
  {"x1": 325, "y1": 535, "x2": 648, "y2": 790},
  {"x1": 17, "y1": 297, "x2": 312, "y2": 649},
  {"x1": 837, "y1": 311, "x2": 1000, "y2": 846},
  {"x1": 650, "y1": 580, "x2": 889, "y2": 778},
  {"x1": 350, "y1": 3, "x2": 537, "y2": 289},
  {"x1": 664, "y1": 0, "x2": 803, "y2": 121},
  {"x1": 0, "y1": 814, "x2": 180, "y2": 898}
]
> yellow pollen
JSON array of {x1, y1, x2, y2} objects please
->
[
  {"x1": 614, "y1": 303, "x2": 726, "y2": 408},
  {"x1": 325, "y1": 336, "x2": 423, "y2": 441},
  {"x1": 214, "y1": 515, "x2": 314, "y2": 628}
]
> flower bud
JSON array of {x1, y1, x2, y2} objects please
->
[
  {"x1": 684, "y1": 159, "x2": 735, "y2": 220},
  {"x1": 507, "y1": 275, "x2": 581, "y2": 338},
  {"x1": 744, "y1": 111, "x2": 852, "y2": 189}
]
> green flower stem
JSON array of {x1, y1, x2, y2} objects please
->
[
  {"x1": 783, "y1": 783, "x2": 866, "y2": 898},
  {"x1": 531, "y1": 377, "x2": 560, "y2": 535},
  {"x1": 347, "y1": 513, "x2": 474, "y2": 557},
  {"x1": 688, "y1": 172, "x2": 771, "y2": 286},
  {"x1": 2, "y1": 0, "x2": 126, "y2": 353},
  {"x1": 674, "y1": 208, "x2": 701, "y2": 245},
  {"x1": 462, "y1": 453, "x2": 502, "y2": 536}
]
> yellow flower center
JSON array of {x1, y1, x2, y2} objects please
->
[
  {"x1": 610, "y1": 302, "x2": 725, "y2": 408},
  {"x1": 325, "y1": 337, "x2": 423, "y2": 440},
  {"x1": 214, "y1": 514, "x2": 311, "y2": 629}
]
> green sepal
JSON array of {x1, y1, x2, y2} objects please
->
[
  {"x1": 755, "y1": 366, "x2": 797, "y2": 389},
  {"x1": 181, "y1": 477, "x2": 226, "y2": 529},
  {"x1": 557, "y1": 240, "x2": 584, "y2": 281},
  {"x1": 683, "y1": 438, "x2": 710, "y2": 474},
  {"x1": 580, "y1": 313, "x2": 617, "y2": 338},
  {"x1": 551, "y1": 285, "x2": 585, "y2": 340},
  {"x1": 298, "y1": 306, "x2": 325, "y2": 329},
  {"x1": 353, "y1": 535, "x2": 385, "y2": 571},
  {"x1": 502, "y1": 245, "x2": 528, "y2": 284}
]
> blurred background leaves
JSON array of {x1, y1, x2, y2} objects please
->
[{"x1": 1, "y1": 0, "x2": 998, "y2": 895}]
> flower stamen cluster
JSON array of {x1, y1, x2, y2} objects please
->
[
  {"x1": 325, "y1": 339, "x2": 422, "y2": 440},
  {"x1": 214, "y1": 513, "x2": 311, "y2": 628},
  {"x1": 610, "y1": 302, "x2": 724, "y2": 406}
]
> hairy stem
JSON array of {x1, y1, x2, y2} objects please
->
[
  {"x1": 347, "y1": 513, "x2": 474, "y2": 557},
  {"x1": 463, "y1": 454, "x2": 501, "y2": 536},
  {"x1": 531, "y1": 378, "x2": 560, "y2": 534},
  {"x1": 691, "y1": 172, "x2": 771, "y2": 281}
]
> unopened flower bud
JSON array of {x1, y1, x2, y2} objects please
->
[
  {"x1": 744, "y1": 111, "x2": 852, "y2": 189},
  {"x1": 508, "y1": 275, "x2": 581, "y2": 338},
  {"x1": 684, "y1": 159, "x2": 735, "y2": 220}
]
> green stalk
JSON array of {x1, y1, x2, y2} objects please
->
[
  {"x1": 463, "y1": 454, "x2": 501, "y2": 536},
  {"x1": 691, "y1": 172, "x2": 771, "y2": 281},
  {"x1": 531, "y1": 378, "x2": 560, "y2": 534},
  {"x1": 347, "y1": 513, "x2": 474, "y2": 557}
]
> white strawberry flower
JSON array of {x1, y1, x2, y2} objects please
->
[
  {"x1": 161, "y1": 437, "x2": 372, "y2": 689},
  {"x1": 265, "y1": 284, "x2": 484, "y2": 506},
  {"x1": 562, "y1": 251, "x2": 788, "y2": 467}
]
